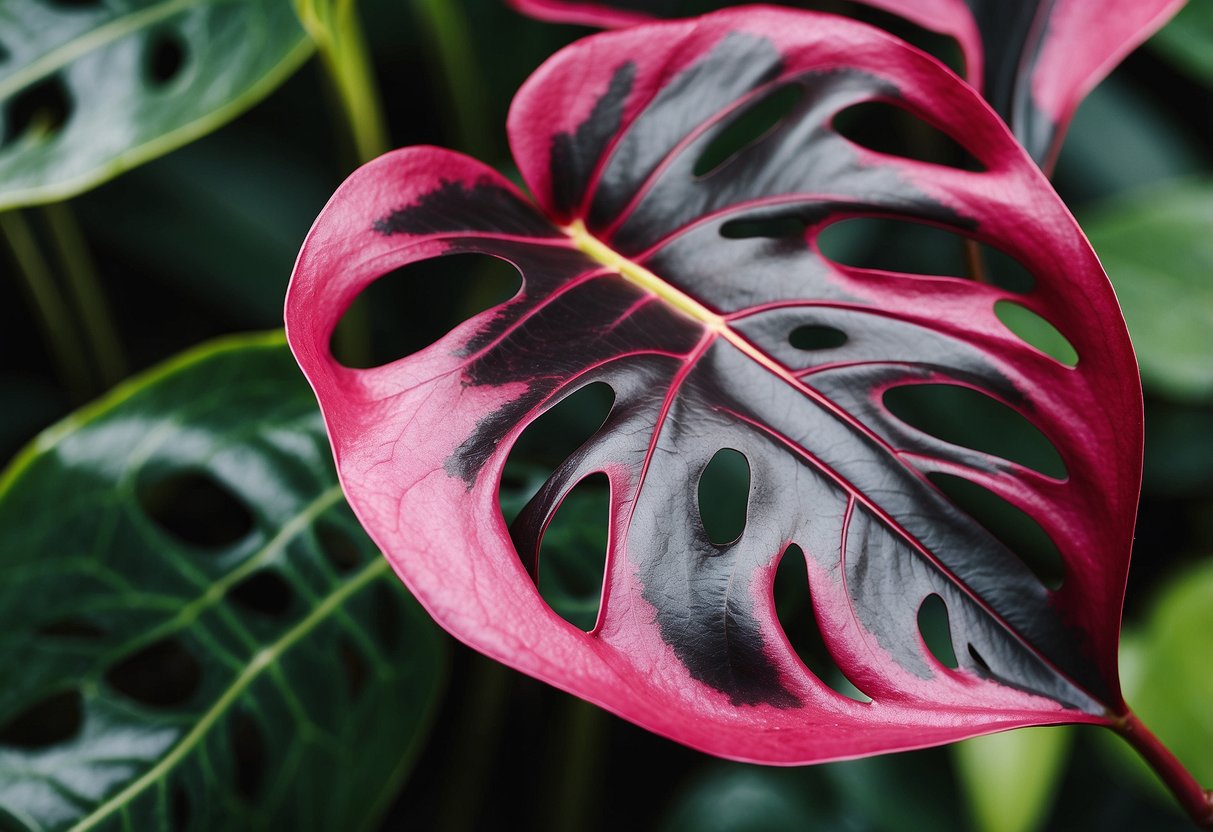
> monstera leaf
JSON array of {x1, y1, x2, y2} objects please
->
[
  {"x1": 507, "y1": 0, "x2": 1185, "y2": 171},
  {"x1": 0, "y1": 0, "x2": 312, "y2": 209},
  {"x1": 0, "y1": 334, "x2": 444, "y2": 831},
  {"x1": 286, "y1": 6, "x2": 1208, "y2": 822}
]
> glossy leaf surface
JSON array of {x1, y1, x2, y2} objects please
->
[
  {"x1": 0, "y1": 0, "x2": 312, "y2": 209},
  {"x1": 0, "y1": 334, "x2": 444, "y2": 832},
  {"x1": 288, "y1": 8, "x2": 1142, "y2": 764},
  {"x1": 507, "y1": 0, "x2": 1185, "y2": 170}
]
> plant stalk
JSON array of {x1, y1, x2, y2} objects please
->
[
  {"x1": 296, "y1": 0, "x2": 387, "y2": 366},
  {"x1": 305, "y1": 0, "x2": 390, "y2": 165},
  {"x1": 0, "y1": 211, "x2": 91, "y2": 402},
  {"x1": 41, "y1": 202, "x2": 127, "y2": 385},
  {"x1": 545, "y1": 694, "x2": 605, "y2": 832},
  {"x1": 412, "y1": 0, "x2": 493, "y2": 161},
  {"x1": 1115, "y1": 710, "x2": 1213, "y2": 828}
]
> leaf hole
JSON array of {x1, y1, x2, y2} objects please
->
[
  {"x1": 719, "y1": 213, "x2": 810, "y2": 240},
  {"x1": 0, "y1": 690, "x2": 83, "y2": 749},
  {"x1": 818, "y1": 217, "x2": 1033, "y2": 291},
  {"x1": 928, "y1": 473, "x2": 1066, "y2": 589},
  {"x1": 839, "y1": 2, "x2": 966, "y2": 76},
  {"x1": 138, "y1": 470, "x2": 255, "y2": 549},
  {"x1": 698, "y1": 448, "x2": 749, "y2": 546},
  {"x1": 500, "y1": 381, "x2": 615, "y2": 526},
  {"x1": 2, "y1": 74, "x2": 71, "y2": 148},
  {"x1": 789, "y1": 324, "x2": 847, "y2": 351},
  {"x1": 37, "y1": 616, "x2": 105, "y2": 639},
  {"x1": 532, "y1": 473, "x2": 609, "y2": 631},
  {"x1": 694, "y1": 83, "x2": 805, "y2": 177},
  {"x1": 833, "y1": 101, "x2": 982, "y2": 170},
  {"x1": 145, "y1": 31, "x2": 188, "y2": 87},
  {"x1": 229, "y1": 711, "x2": 266, "y2": 801},
  {"x1": 228, "y1": 571, "x2": 294, "y2": 618},
  {"x1": 316, "y1": 521, "x2": 363, "y2": 574},
  {"x1": 105, "y1": 638, "x2": 202, "y2": 708},
  {"x1": 371, "y1": 582, "x2": 404, "y2": 654},
  {"x1": 994, "y1": 301, "x2": 1079, "y2": 366},
  {"x1": 332, "y1": 252, "x2": 521, "y2": 368},
  {"x1": 773, "y1": 544, "x2": 870, "y2": 702},
  {"x1": 968, "y1": 643, "x2": 993, "y2": 675},
  {"x1": 171, "y1": 784, "x2": 191, "y2": 832},
  {"x1": 883, "y1": 384, "x2": 1066, "y2": 478},
  {"x1": 339, "y1": 638, "x2": 369, "y2": 700},
  {"x1": 917, "y1": 594, "x2": 958, "y2": 669}
]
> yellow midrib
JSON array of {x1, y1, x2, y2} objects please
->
[{"x1": 562, "y1": 220, "x2": 796, "y2": 383}]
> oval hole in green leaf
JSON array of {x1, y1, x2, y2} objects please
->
[
  {"x1": 229, "y1": 711, "x2": 266, "y2": 802},
  {"x1": 833, "y1": 101, "x2": 983, "y2": 170},
  {"x1": 994, "y1": 301, "x2": 1079, "y2": 366},
  {"x1": 500, "y1": 382, "x2": 615, "y2": 526},
  {"x1": 789, "y1": 324, "x2": 847, "y2": 351},
  {"x1": 818, "y1": 217, "x2": 1034, "y2": 292},
  {"x1": 698, "y1": 449, "x2": 749, "y2": 546},
  {"x1": 333, "y1": 252, "x2": 522, "y2": 369},
  {"x1": 340, "y1": 638, "x2": 369, "y2": 700},
  {"x1": 773, "y1": 544, "x2": 870, "y2": 702},
  {"x1": 105, "y1": 638, "x2": 202, "y2": 708},
  {"x1": 138, "y1": 470, "x2": 254, "y2": 549},
  {"x1": 928, "y1": 473, "x2": 1066, "y2": 589},
  {"x1": 145, "y1": 31, "x2": 188, "y2": 87},
  {"x1": 0, "y1": 690, "x2": 83, "y2": 749},
  {"x1": 228, "y1": 571, "x2": 294, "y2": 618},
  {"x1": 537, "y1": 473, "x2": 609, "y2": 631},
  {"x1": 694, "y1": 83, "x2": 805, "y2": 177},
  {"x1": 3, "y1": 75, "x2": 71, "y2": 148},
  {"x1": 171, "y1": 784, "x2": 191, "y2": 832},
  {"x1": 37, "y1": 617, "x2": 105, "y2": 639},
  {"x1": 316, "y1": 521, "x2": 363, "y2": 574},
  {"x1": 371, "y1": 583, "x2": 404, "y2": 655},
  {"x1": 883, "y1": 384, "x2": 1066, "y2": 479},
  {"x1": 917, "y1": 594, "x2": 958, "y2": 669}
]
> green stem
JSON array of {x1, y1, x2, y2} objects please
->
[
  {"x1": 296, "y1": 0, "x2": 388, "y2": 366},
  {"x1": 41, "y1": 202, "x2": 127, "y2": 385},
  {"x1": 546, "y1": 695, "x2": 606, "y2": 832},
  {"x1": 412, "y1": 0, "x2": 492, "y2": 160},
  {"x1": 0, "y1": 211, "x2": 91, "y2": 402},
  {"x1": 436, "y1": 654, "x2": 513, "y2": 832},
  {"x1": 302, "y1": 0, "x2": 390, "y2": 165}
]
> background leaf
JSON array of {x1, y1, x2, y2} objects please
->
[
  {"x1": 1114, "y1": 559, "x2": 1213, "y2": 796},
  {"x1": 1150, "y1": 1, "x2": 1213, "y2": 86},
  {"x1": 0, "y1": 0, "x2": 312, "y2": 209},
  {"x1": 953, "y1": 727, "x2": 1073, "y2": 832},
  {"x1": 1081, "y1": 179, "x2": 1213, "y2": 402},
  {"x1": 0, "y1": 333, "x2": 444, "y2": 832}
]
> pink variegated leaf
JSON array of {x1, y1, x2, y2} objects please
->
[
  {"x1": 507, "y1": 0, "x2": 1186, "y2": 171},
  {"x1": 289, "y1": 8, "x2": 1141, "y2": 768}
]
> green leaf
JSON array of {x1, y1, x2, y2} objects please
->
[
  {"x1": 1081, "y1": 179, "x2": 1213, "y2": 401},
  {"x1": 0, "y1": 333, "x2": 445, "y2": 832},
  {"x1": 658, "y1": 765, "x2": 833, "y2": 832},
  {"x1": 1118, "y1": 559, "x2": 1213, "y2": 794},
  {"x1": 953, "y1": 727, "x2": 1073, "y2": 832},
  {"x1": 1150, "y1": 1, "x2": 1213, "y2": 86},
  {"x1": 0, "y1": 0, "x2": 313, "y2": 209}
]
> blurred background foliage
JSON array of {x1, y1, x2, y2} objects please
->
[{"x1": 0, "y1": 0, "x2": 1210, "y2": 830}]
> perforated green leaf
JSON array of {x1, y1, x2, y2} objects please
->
[
  {"x1": 0, "y1": 333, "x2": 444, "y2": 832},
  {"x1": 0, "y1": 0, "x2": 312, "y2": 209}
]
